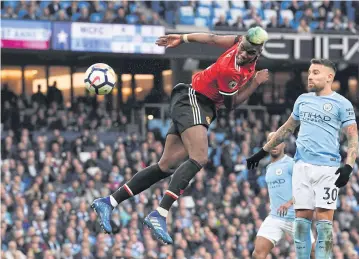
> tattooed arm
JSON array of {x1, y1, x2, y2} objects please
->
[
  {"x1": 263, "y1": 116, "x2": 300, "y2": 152},
  {"x1": 343, "y1": 123, "x2": 358, "y2": 167}
]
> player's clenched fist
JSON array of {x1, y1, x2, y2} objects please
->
[
  {"x1": 254, "y1": 69, "x2": 269, "y2": 85},
  {"x1": 156, "y1": 34, "x2": 182, "y2": 48}
]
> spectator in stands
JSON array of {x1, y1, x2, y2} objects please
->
[
  {"x1": 320, "y1": 0, "x2": 332, "y2": 16},
  {"x1": 66, "y1": 1, "x2": 79, "y2": 17},
  {"x1": 57, "y1": 10, "x2": 68, "y2": 21},
  {"x1": 113, "y1": 7, "x2": 127, "y2": 24},
  {"x1": 267, "y1": 16, "x2": 278, "y2": 28},
  {"x1": 23, "y1": 4, "x2": 39, "y2": 20},
  {"x1": 250, "y1": 16, "x2": 263, "y2": 28},
  {"x1": 315, "y1": 20, "x2": 327, "y2": 31},
  {"x1": 78, "y1": 7, "x2": 90, "y2": 22},
  {"x1": 16, "y1": 1, "x2": 28, "y2": 13},
  {"x1": 103, "y1": 10, "x2": 114, "y2": 23},
  {"x1": 302, "y1": 7, "x2": 315, "y2": 24},
  {"x1": 297, "y1": 18, "x2": 311, "y2": 33},
  {"x1": 215, "y1": 14, "x2": 229, "y2": 27},
  {"x1": 280, "y1": 17, "x2": 292, "y2": 29},
  {"x1": 39, "y1": 7, "x2": 53, "y2": 20},
  {"x1": 332, "y1": 8, "x2": 347, "y2": 23},
  {"x1": 232, "y1": 16, "x2": 245, "y2": 29},
  {"x1": 47, "y1": 0, "x2": 61, "y2": 15},
  {"x1": 137, "y1": 13, "x2": 148, "y2": 25},
  {"x1": 317, "y1": 6, "x2": 327, "y2": 22},
  {"x1": 245, "y1": 6, "x2": 258, "y2": 20},
  {"x1": 90, "y1": 0, "x2": 104, "y2": 14},
  {"x1": 289, "y1": 0, "x2": 300, "y2": 15},
  {"x1": 31, "y1": 85, "x2": 47, "y2": 107},
  {"x1": 4, "y1": 241, "x2": 26, "y2": 259},
  {"x1": 331, "y1": 17, "x2": 343, "y2": 30},
  {"x1": 347, "y1": 77, "x2": 358, "y2": 106},
  {"x1": 301, "y1": 0, "x2": 313, "y2": 11},
  {"x1": 2, "y1": 6, "x2": 18, "y2": 19},
  {"x1": 46, "y1": 81, "x2": 63, "y2": 107},
  {"x1": 151, "y1": 13, "x2": 161, "y2": 25},
  {"x1": 262, "y1": 0, "x2": 280, "y2": 11}
]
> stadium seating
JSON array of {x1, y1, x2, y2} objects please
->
[{"x1": 1, "y1": 0, "x2": 357, "y2": 31}]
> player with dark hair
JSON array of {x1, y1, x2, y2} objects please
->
[
  {"x1": 92, "y1": 27, "x2": 270, "y2": 244},
  {"x1": 253, "y1": 132, "x2": 315, "y2": 259},
  {"x1": 247, "y1": 58, "x2": 358, "y2": 258}
]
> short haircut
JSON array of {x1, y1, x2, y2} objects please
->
[{"x1": 310, "y1": 58, "x2": 337, "y2": 74}]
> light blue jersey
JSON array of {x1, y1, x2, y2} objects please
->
[
  {"x1": 291, "y1": 92, "x2": 356, "y2": 167},
  {"x1": 266, "y1": 155, "x2": 295, "y2": 221}
]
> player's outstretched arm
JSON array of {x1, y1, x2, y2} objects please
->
[
  {"x1": 263, "y1": 117, "x2": 300, "y2": 152},
  {"x1": 231, "y1": 69, "x2": 269, "y2": 109},
  {"x1": 156, "y1": 33, "x2": 238, "y2": 49},
  {"x1": 246, "y1": 116, "x2": 300, "y2": 169},
  {"x1": 335, "y1": 123, "x2": 358, "y2": 188}
]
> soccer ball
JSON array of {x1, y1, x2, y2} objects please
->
[{"x1": 84, "y1": 63, "x2": 117, "y2": 95}]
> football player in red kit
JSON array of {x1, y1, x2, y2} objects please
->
[{"x1": 91, "y1": 27, "x2": 269, "y2": 244}]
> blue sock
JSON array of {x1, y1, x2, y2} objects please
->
[
  {"x1": 294, "y1": 218, "x2": 312, "y2": 259},
  {"x1": 315, "y1": 220, "x2": 333, "y2": 259}
]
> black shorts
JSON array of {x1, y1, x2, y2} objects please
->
[{"x1": 167, "y1": 83, "x2": 217, "y2": 136}]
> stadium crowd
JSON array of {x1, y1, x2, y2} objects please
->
[
  {"x1": 1, "y1": 0, "x2": 358, "y2": 33},
  {"x1": 1, "y1": 85, "x2": 359, "y2": 259}
]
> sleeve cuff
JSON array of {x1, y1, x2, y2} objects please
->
[
  {"x1": 291, "y1": 112, "x2": 300, "y2": 120},
  {"x1": 219, "y1": 90, "x2": 238, "y2": 96}
]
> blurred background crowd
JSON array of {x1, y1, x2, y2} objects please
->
[
  {"x1": 1, "y1": 0, "x2": 358, "y2": 33},
  {"x1": 1, "y1": 0, "x2": 359, "y2": 258},
  {"x1": 1, "y1": 85, "x2": 359, "y2": 259}
]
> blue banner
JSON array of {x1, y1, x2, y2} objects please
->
[
  {"x1": 50, "y1": 22, "x2": 165, "y2": 54},
  {"x1": 52, "y1": 22, "x2": 71, "y2": 51}
]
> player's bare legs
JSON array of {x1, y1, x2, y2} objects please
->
[
  {"x1": 252, "y1": 236, "x2": 274, "y2": 259},
  {"x1": 158, "y1": 134, "x2": 189, "y2": 172},
  {"x1": 144, "y1": 125, "x2": 208, "y2": 244},
  {"x1": 91, "y1": 134, "x2": 187, "y2": 234}
]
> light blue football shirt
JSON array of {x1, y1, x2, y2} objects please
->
[
  {"x1": 266, "y1": 155, "x2": 295, "y2": 221},
  {"x1": 291, "y1": 92, "x2": 356, "y2": 167}
]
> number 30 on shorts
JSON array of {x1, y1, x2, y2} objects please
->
[{"x1": 323, "y1": 187, "x2": 338, "y2": 204}]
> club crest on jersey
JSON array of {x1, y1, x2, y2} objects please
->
[
  {"x1": 275, "y1": 169, "x2": 283, "y2": 175},
  {"x1": 323, "y1": 103, "x2": 333, "y2": 111},
  {"x1": 228, "y1": 81, "x2": 237, "y2": 89}
]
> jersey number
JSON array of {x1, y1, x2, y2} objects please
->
[{"x1": 323, "y1": 187, "x2": 338, "y2": 202}]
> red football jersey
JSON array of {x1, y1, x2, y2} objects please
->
[{"x1": 192, "y1": 39, "x2": 256, "y2": 109}]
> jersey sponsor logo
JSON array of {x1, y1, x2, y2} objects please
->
[
  {"x1": 299, "y1": 111, "x2": 331, "y2": 123},
  {"x1": 267, "y1": 179, "x2": 286, "y2": 188},
  {"x1": 275, "y1": 168, "x2": 283, "y2": 175},
  {"x1": 228, "y1": 81, "x2": 237, "y2": 89},
  {"x1": 323, "y1": 103, "x2": 333, "y2": 112}
]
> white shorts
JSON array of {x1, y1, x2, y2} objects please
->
[
  {"x1": 292, "y1": 161, "x2": 339, "y2": 210},
  {"x1": 257, "y1": 215, "x2": 315, "y2": 245}
]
